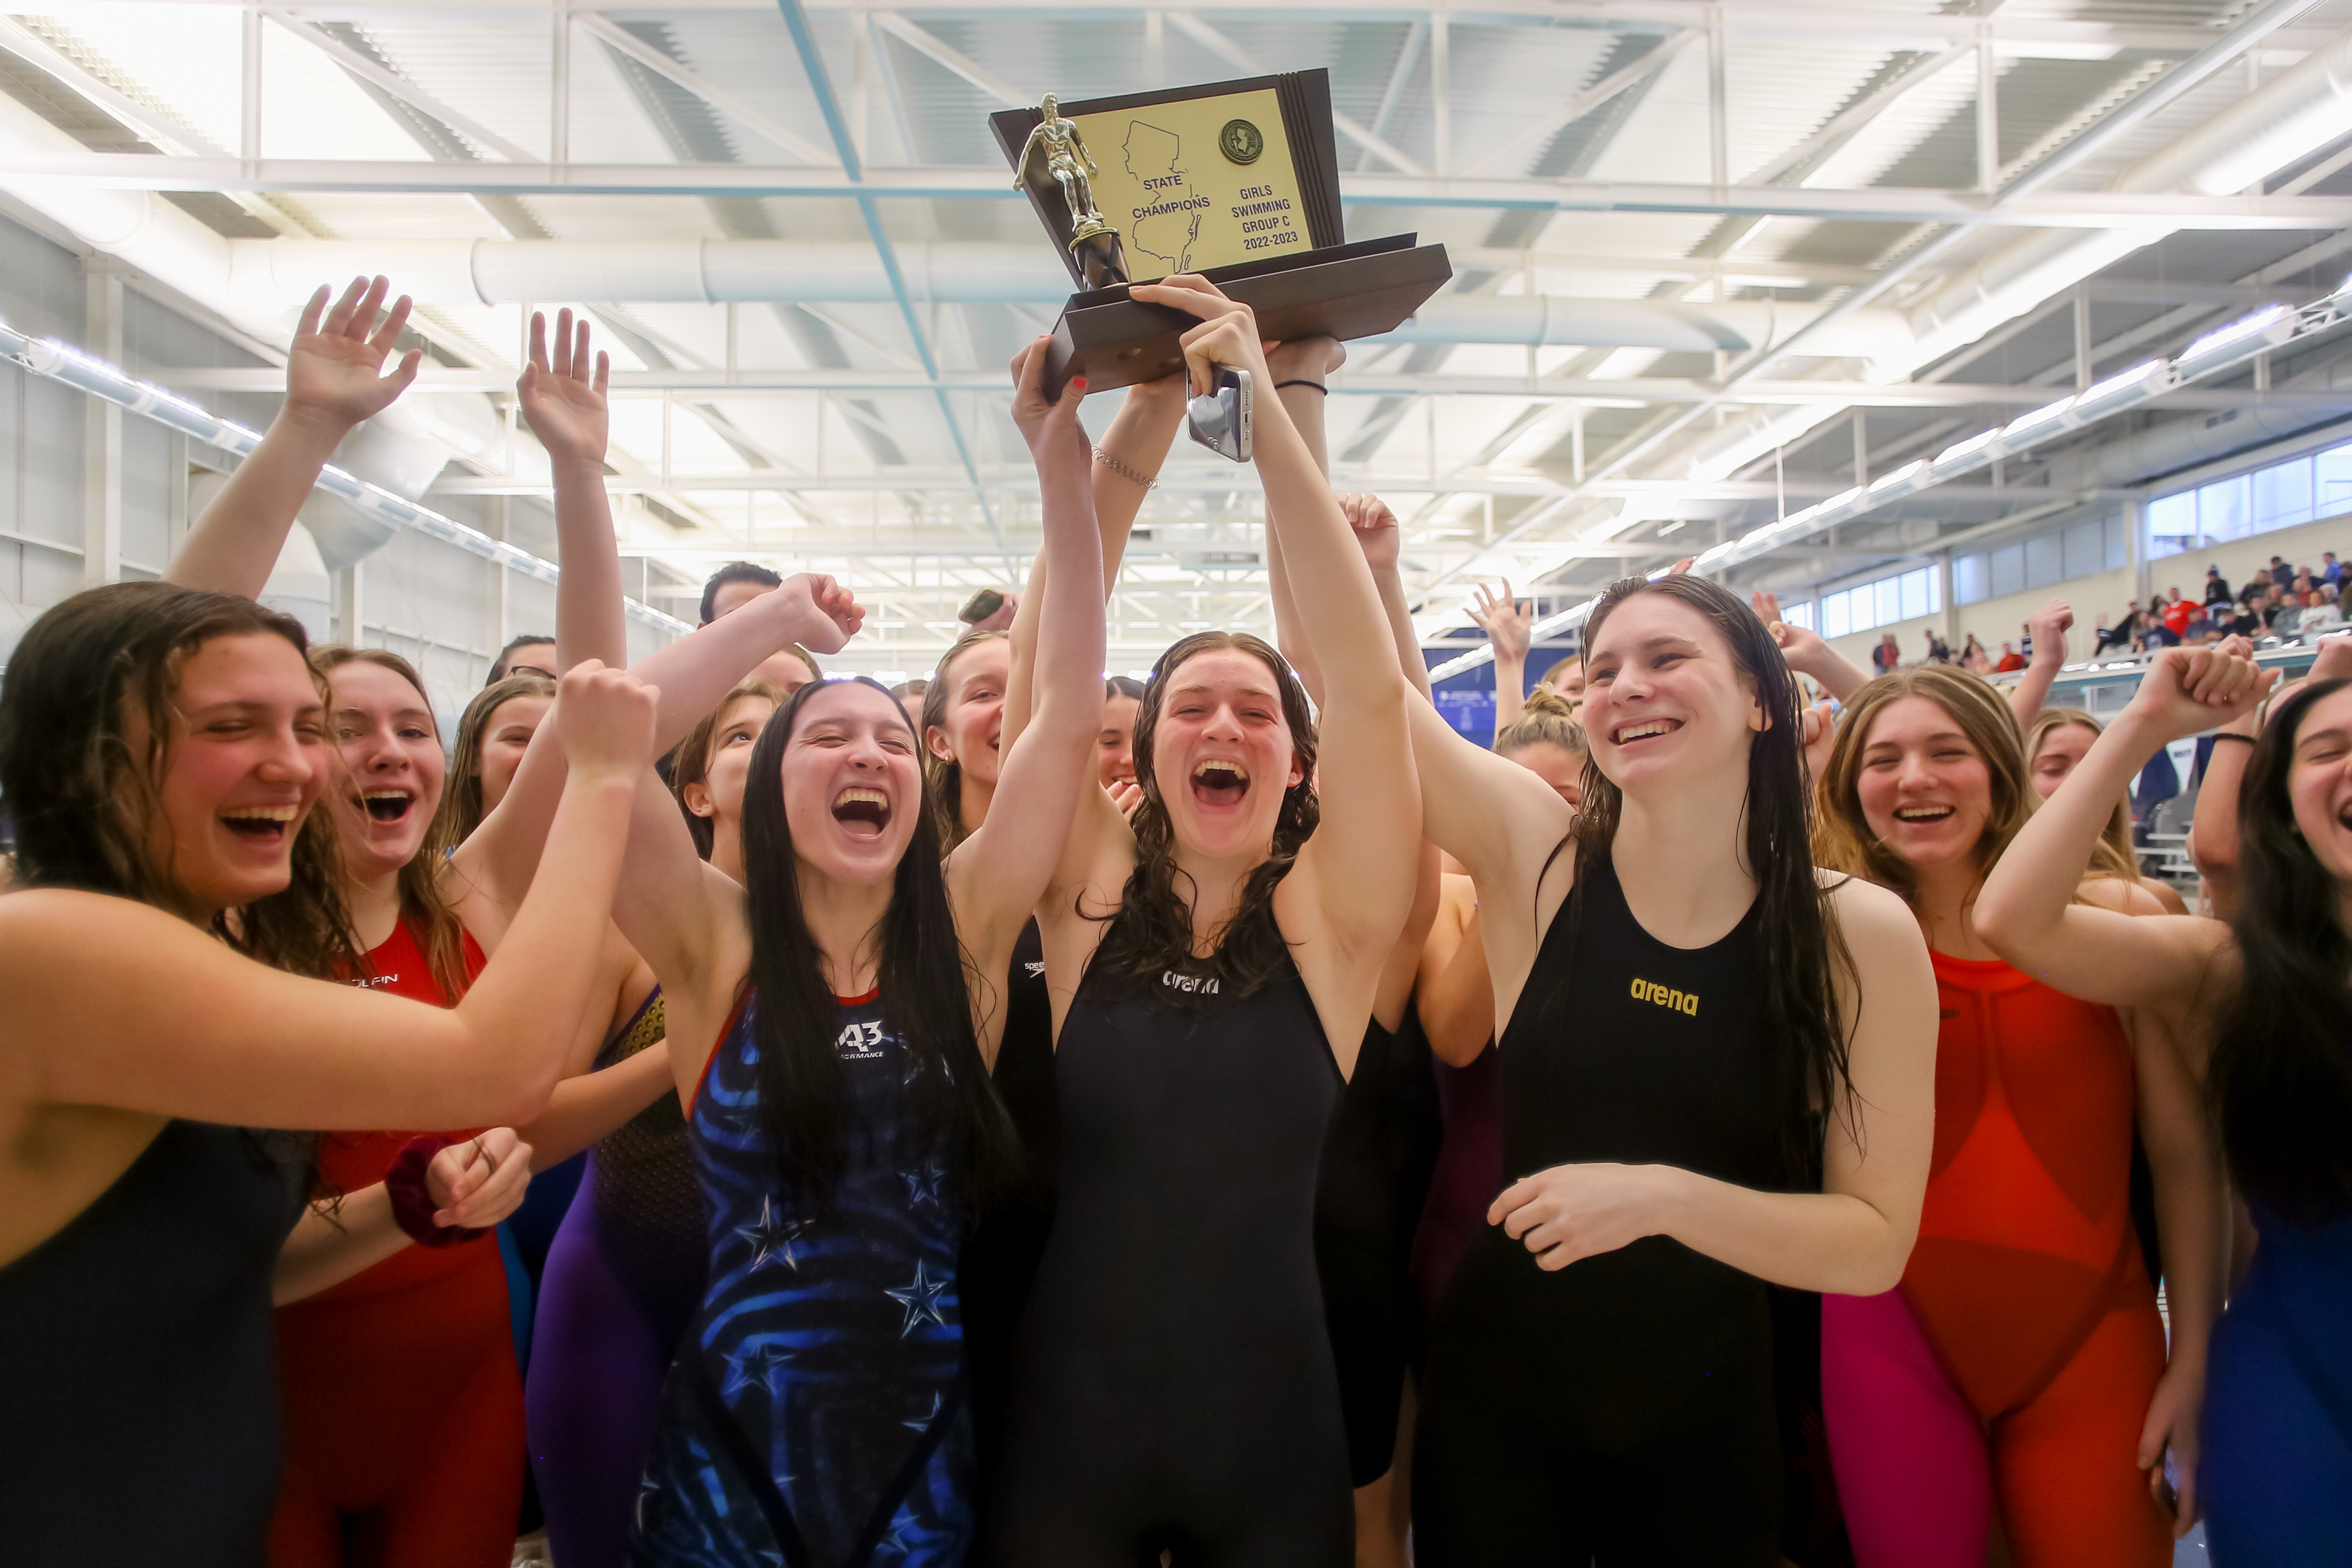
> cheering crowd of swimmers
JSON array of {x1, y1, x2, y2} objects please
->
[{"x1": 1, "y1": 271, "x2": 2348, "y2": 1568}]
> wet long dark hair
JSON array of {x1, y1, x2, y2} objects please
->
[
  {"x1": 2210, "y1": 677, "x2": 2352, "y2": 1223},
  {"x1": 1568, "y1": 574, "x2": 1855, "y2": 1185},
  {"x1": 1087, "y1": 630, "x2": 1320, "y2": 1009},
  {"x1": 737, "y1": 676, "x2": 1015, "y2": 1205},
  {"x1": 0, "y1": 584, "x2": 359, "y2": 1201},
  {"x1": 0, "y1": 581, "x2": 361, "y2": 980}
]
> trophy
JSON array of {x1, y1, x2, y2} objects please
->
[
  {"x1": 990, "y1": 70, "x2": 1450, "y2": 396},
  {"x1": 1011, "y1": 94, "x2": 1129, "y2": 292}
]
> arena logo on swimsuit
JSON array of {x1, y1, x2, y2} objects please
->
[
  {"x1": 1162, "y1": 970, "x2": 1220, "y2": 995},
  {"x1": 1629, "y1": 977, "x2": 1698, "y2": 1016}
]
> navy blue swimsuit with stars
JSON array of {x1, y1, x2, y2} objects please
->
[{"x1": 632, "y1": 989, "x2": 973, "y2": 1568}]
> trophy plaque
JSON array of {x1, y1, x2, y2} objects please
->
[{"x1": 990, "y1": 70, "x2": 1451, "y2": 395}]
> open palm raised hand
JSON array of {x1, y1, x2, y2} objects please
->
[
  {"x1": 282, "y1": 275, "x2": 422, "y2": 433},
  {"x1": 518, "y1": 309, "x2": 610, "y2": 469}
]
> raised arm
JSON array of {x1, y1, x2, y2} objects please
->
[
  {"x1": 1004, "y1": 372, "x2": 1187, "y2": 749},
  {"x1": 456, "y1": 573, "x2": 862, "y2": 901},
  {"x1": 1977, "y1": 645, "x2": 2269, "y2": 1008},
  {"x1": 950, "y1": 340, "x2": 1107, "y2": 1038},
  {"x1": 1751, "y1": 589, "x2": 1871, "y2": 703},
  {"x1": 1261, "y1": 340, "x2": 1344, "y2": 701},
  {"x1": 6, "y1": 664, "x2": 656, "y2": 1133},
  {"x1": 1417, "y1": 885, "x2": 1495, "y2": 1067},
  {"x1": 167, "y1": 277, "x2": 421, "y2": 597},
  {"x1": 1469, "y1": 583, "x2": 1532, "y2": 736},
  {"x1": 1130, "y1": 279, "x2": 1417, "y2": 978},
  {"x1": 520, "y1": 309, "x2": 626, "y2": 672},
  {"x1": 2007, "y1": 597, "x2": 2073, "y2": 732}
]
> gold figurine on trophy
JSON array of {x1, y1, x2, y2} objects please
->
[{"x1": 1012, "y1": 94, "x2": 1130, "y2": 291}]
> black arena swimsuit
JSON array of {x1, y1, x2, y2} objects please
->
[
  {"x1": 982, "y1": 953, "x2": 1352, "y2": 1567},
  {"x1": 1413, "y1": 854, "x2": 1794, "y2": 1566}
]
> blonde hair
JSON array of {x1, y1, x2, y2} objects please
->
[
  {"x1": 1814, "y1": 666, "x2": 2133, "y2": 904},
  {"x1": 671, "y1": 679, "x2": 784, "y2": 860},
  {"x1": 1495, "y1": 685, "x2": 1587, "y2": 759},
  {"x1": 1537, "y1": 652, "x2": 1583, "y2": 690},
  {"x1": 2025, "y1": 706, "x2": 2142, "y2": 883}
]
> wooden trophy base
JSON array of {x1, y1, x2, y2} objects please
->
[{"x1": 1042, "y1": 234, "x2": 1450, "y2": 396}]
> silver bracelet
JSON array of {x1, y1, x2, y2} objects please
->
[{"x1": 1093, "y1": 444, "x2": 1158, "y2": 491}]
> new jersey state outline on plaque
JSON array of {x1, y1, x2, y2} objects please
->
[{"x1": 1068, "y1": 86, "x2": 1311, "y2": 282}]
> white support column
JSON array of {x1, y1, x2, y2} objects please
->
[
  {"x1": 2126, "y1": 497, "x2": 2147, "y2": 605},
  {"x1": 1851, "y1": 409, "x2": 1868, "y2": 485},
  {"x1": 165, "y1": 431, "x2": 190, "y2": 561},
  {"x1": 241, "y1": 7, "x2": 263, "y2": 167},
  {"x1": 2074, "y1": 285, "x2": 2093, "y2": 387},
  {"x1": 1430, "y1": 11, "x2": 1451, "y2": 176},
  {"x1": 1706, "y1": 10, "x2": 1728, "y2": 188},
  {"x1": 335, "y1": 562, "x2": 364, "y2": 645},
  {"x1": 82, "y1": 271, "x2": 123, "y2": 587},
  {"x1": 1976, "y1": 27, "x2": 1999, "y2": 192},
  {"x1": 550, "y1": 4, "x2": 570, "y2": 166}
]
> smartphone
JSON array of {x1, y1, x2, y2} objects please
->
[
  {"x1": 1186, "y1": 366, "x2": 1253, "y2": 464},
  {"x1": 2156, "y1": 1449, "x2": 2181, "y2": 1519},
  {"x1": 959, "y1": 587, "x2": 1005, "y2": 625}
]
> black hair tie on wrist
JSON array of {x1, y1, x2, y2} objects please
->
[
  {"x1": 2210, "y1": 732, "x2": 2257, "y2": 746},
  {"x1": 1275, "y1": 380, "x2": 1328, "y2": 393}
]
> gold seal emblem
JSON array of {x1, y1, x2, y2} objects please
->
[{"x1": 1218, "y1": 118, "x2": 1265, "y2": 165}]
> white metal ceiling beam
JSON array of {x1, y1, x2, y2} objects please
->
[
  {"x1": 162, "y1": 364, "x2": 2352, "y2": 411},
  {"x1": 867, "y1": 11, "x2": 1029, "y2": 106},
  {"x1": 261, "y1": 12, "x2": 539, "y2": 163},
  {"x1": 251, "y1": 0, "x2": 2342, "y2": 56},
  {"x1": 1463, "y1": 27, "x2": 1699, "y2": 178},
  {"x1": 573, "y1": 12, "x2": 838, "y2": 164},
  {"x1": 1739, "y1": 44, "x2": 1970, "y2": 188},
  {"x1": 0, "y1": 17, "x2": 232, "y2": 158},
  {"x1": 1164, "y1": 11, "x2": 1426, "y2": 175},
  {"x1": 17, "y1": 147, "x2": 2352, "y2": 226}
]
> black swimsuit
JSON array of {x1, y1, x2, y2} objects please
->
[
  {"x1": 1315, "y1": 1012, "x2": 1442, "y2": 1485},
  {"x1": 983, "y1": 955, "x2": 1352, "y2": 1566},
  {"x1": 1, "y1": 1120, "x2": 305, "y2": 1565},
  {"x1": 962, "y1": 917, "x2": 1059, "y2": 1492},
  {"x1": 1413, "y1": 854, "x2": 1793, "y2": 1565}
]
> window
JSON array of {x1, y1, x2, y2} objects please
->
[
  {"x1": 2316, "y1": 442, "x2": 2352, "y2": 517},
  {"x1": 1781, "y1": 600, "x2": 1814, "y2": 631},
  {"x1": 1822, "y1": 566, "x2": 1938, "y2": 638},
  {"x1": 1991, "y1": 543, "x2": 2025, "y2": 597},
  {"x1": 2026, "y1": 533, "x2": 2063, "y2": 589},
  {"x1": 2254, "y1": 458, "x2": 2313, "y2": 532},
  {"x1": 1954, "y1": 552, "x2": 1989, "y2": 605},
  {"x1": 2146, "y1": 491, "x2": 2195, "y2": 560},
  {"x1": 2062, "y1": 518, "x2": 2103, "y2": 579},
  {"x1": 2200, "y1": 475, "x2": 2251, "y2": 542},
  {"x1": 1821, "y1": 589, "x2": 1850, "y2": 638}
]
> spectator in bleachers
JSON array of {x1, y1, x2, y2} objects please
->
[
  {"x1": 2204, "y1": 566, "x2": 2233, "y2": 606},
  {"x1": 1873, "y1": 632, "x2": 1902, "y2": 674},
  {"x1": 2324, "y1": 550, "x2": 2343, "y2": 584},
  {"x1": 1922, "y1": 629, "x2": 1951, "y2": 665},
  {"x1": 2269, "y1": 553, "x2": 2294, "y2": 587},
  {"x1": 2219, "y1": 599, "x2": 2262, "y2": 640},
  {"x1": 2295, "y1": 589, "x2": 2335, "y2": 635},
  {"x1": 1959, "y1": 633, "x2": 1992, "y2": 673},
  {"x1": 1995, "y1": 640, "x2": 2026, "y2": 671},
  {"x1": 2093, "y1": 603, "x2": 2141, "y2": 656},
  {"x1": 2161, "y1": 589, "x2": 2196, "y2": 640}
]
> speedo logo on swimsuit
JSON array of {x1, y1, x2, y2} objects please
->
[
  {"x1": 1630, "y1": 977, "x2": 1697, "y2": 1016},
  {"x1": 1163, "y1": 971, "x2": 1220, "y2": 995},
  {"x1": 1024, "y1": 961, "x2": 1045, "y2": 979},
  {"x1": 835, "y1": 1019, "x2": 888, "y2": 1061}
]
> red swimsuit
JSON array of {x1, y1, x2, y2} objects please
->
[
  {"x1": 271, "y1": 919, "x2": 525, "y2": 1568},
  {"x1": 1823, "y1": 952, "x2": 2172, "y2": 1568}
]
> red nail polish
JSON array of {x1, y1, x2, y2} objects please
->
[{"x1": 1072, "y1": 377, "x2": 1089, "y2": 390}]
